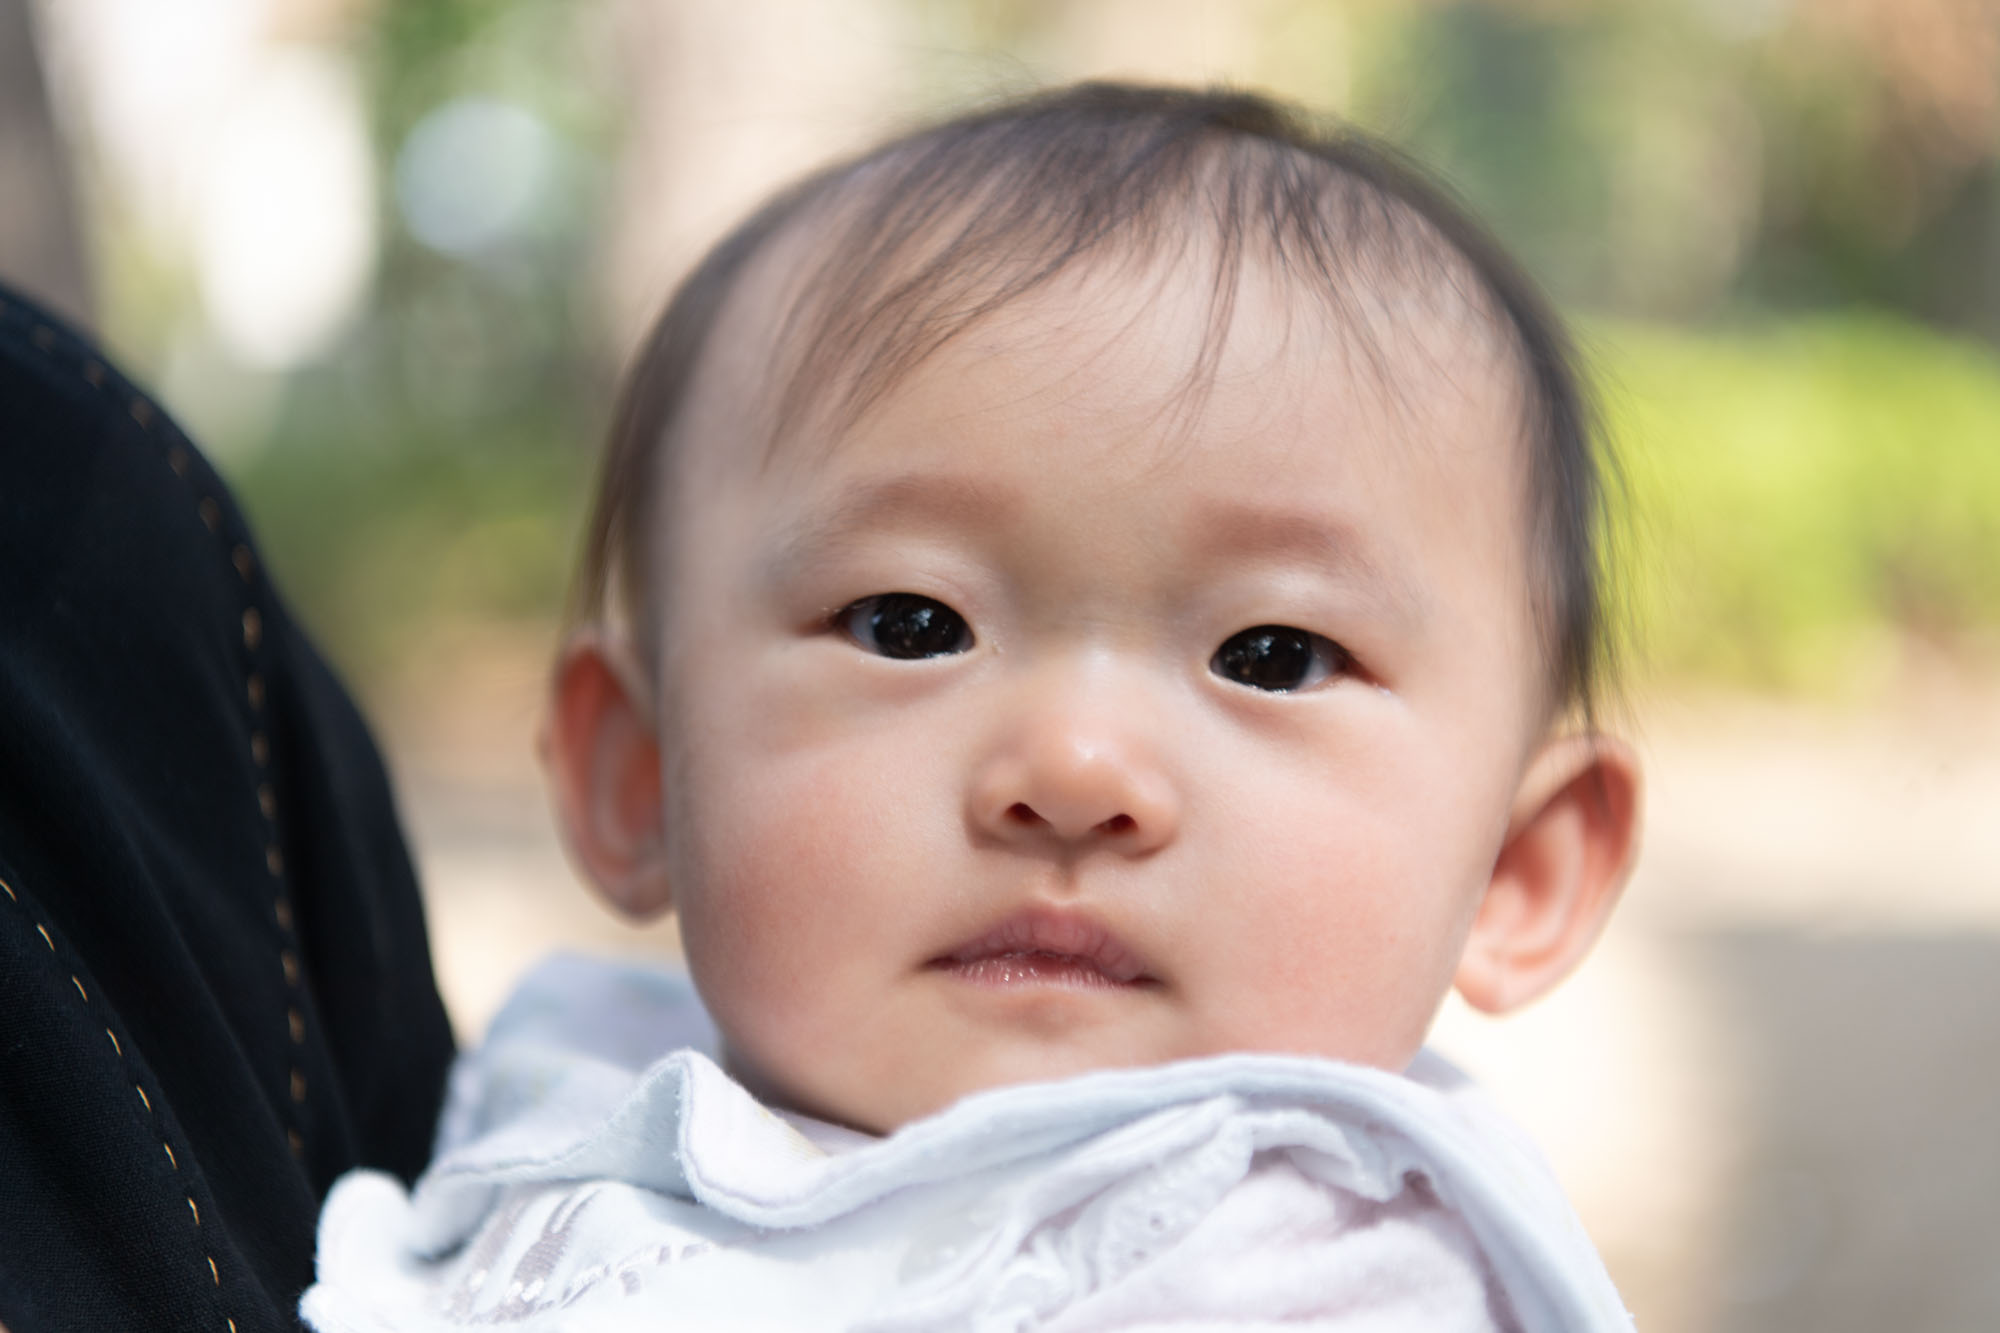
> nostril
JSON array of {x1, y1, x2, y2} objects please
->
[
  {"x1": 1006, "y1": 802, "x2": 1041, "y2": 826},
  {"x1": 1098, "y1": 814, "x2": 1136, "y2": 835}
]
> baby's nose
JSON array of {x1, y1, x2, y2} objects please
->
[{"x1": 968, "y1": 726, "x2": 1179, "y2": 856}]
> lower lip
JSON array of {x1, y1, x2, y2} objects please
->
[{"x1": 934, "y1": 950, "x2": 1146, "y2": 990}]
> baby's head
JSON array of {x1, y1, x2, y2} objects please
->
[{"x1": 546, "y1": 84, "x2": 1641, "y2": 1133}]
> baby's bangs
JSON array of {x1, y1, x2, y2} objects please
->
[{"x1": 760, "y1": 86, "x2": 1495, "y2": 459}]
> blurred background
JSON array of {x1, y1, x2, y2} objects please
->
[{"x1": 3, "y1": 0, "x2": 1997, "y2": 1327}]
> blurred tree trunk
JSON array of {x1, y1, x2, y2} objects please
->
[{"x1": 0, "y1": 0, "x2": 91, "y2": 328}]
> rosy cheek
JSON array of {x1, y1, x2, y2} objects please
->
[
  {"x1": 1191, "y1": 800, "x2": 1446, "y2": 1055},
  {"x1": 675, "y1": 753, "x2": 898, "y2": 1020}
]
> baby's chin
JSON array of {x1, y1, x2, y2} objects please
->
[
  {"x1": 721, "y1": 1043, "x2": 1127, "y2": 1136},
  {"x1": 720, "y1": 1033, "x2": 1423, "y2": 1138}
]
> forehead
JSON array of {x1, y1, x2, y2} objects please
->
[
  {"x1": 798, "y1": 257, "x2": 1524, "y2": 543},
  {"x1": 670, "y1": 212, "x2": 1531, "y2": 527}
]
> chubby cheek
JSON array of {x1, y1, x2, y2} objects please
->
[
  {"x1": 1185, "y1": 765, "x2": 1493, "y2": 1069},
  {"x1": 662, "y1": 689, "x2": 957, "y2": 1105},
  {"x1": 673, "y1": 764, "x2": 869, "y2": 1020}
]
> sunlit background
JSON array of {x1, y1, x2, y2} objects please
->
[{"x1": 3, "y1": 1, "x2": 1998, "y2": 1329}]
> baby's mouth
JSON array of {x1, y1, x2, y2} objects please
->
[{"x1": 930, "y1": 909, "x2": 1156, "y2": 989}]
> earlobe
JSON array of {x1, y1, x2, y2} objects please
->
[
  {"x1": 1453, "y1": 733, "x2": 1642, "y2": 1015},
  {"x1": 541, "y1": 633, "x2": 676, "y2": 921}
]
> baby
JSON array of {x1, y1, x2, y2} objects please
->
[{"x1": 306, "y1": 83, "x2": 1641, "y2": 1331}]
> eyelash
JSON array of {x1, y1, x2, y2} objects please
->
[
  {"x1": 1208, "y1": 624, "x2": 1352, "y2": 693},
  {"x1": 836, "y1": 593, "x2": 973, "y2": 659}
]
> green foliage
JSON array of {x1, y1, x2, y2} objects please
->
[
  {"x1": 1345, "y1": 1, "x2": 2000, "y2": 338},
  {"x1": 1598, "y1": 316, "x2": 2000, "y2": 693},
  {"x1": 226, "y1": 417, "x2": 589, "y2": 688},
  {"x1": 212, "y1": 0, "x2": 615, "y2": 693}
]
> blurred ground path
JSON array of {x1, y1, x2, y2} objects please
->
[{"x1": 391, "y1": 665, "x2": 2000, "y2": 1333}]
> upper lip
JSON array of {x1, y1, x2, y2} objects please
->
[{"x1": 930, "y1": 905, "x2": 1155, "y2": 985}]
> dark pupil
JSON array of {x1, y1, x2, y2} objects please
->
[
  {"x1": 1216, "y1": 626, "x2": 1313, "y2": 690},
  {"x1": 871, "y1": 595, "x2": 965, "y2": 659}
]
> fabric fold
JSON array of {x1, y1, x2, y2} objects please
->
[{"x1": 305, "y1": 954, "x2": 1632, "y2": 1333}]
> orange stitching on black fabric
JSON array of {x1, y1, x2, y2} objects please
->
[
  {"x1": 0, "y1": 875, "x2": 228, "y2": 1325},
  {"x1": 12, "y1": 318, "x2": 324, "y2": 1302},
  {"x1": 134, "y1": 394, "x2": 312, "y2": 1162}
]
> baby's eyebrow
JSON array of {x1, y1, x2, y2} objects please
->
[
  {"x1": 764, "y1": 472, "x2": 1022, "y2": 584},
  {"x1": 1188, "y1": 500, "x2": 1430, "y2": 628},
  {"x1": 764, "y1": 475, "x2": 1429, "y2": 630}
]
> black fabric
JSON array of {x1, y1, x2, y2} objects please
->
[{"x1": 0, "y1": 287, "x2": 456, "y2": 1330}]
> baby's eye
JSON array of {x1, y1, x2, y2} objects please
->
[
  {"x1": 1211, "y1": 625, "x2": 1350, "y2": 692},
  {"x1": 837, "y1": 593, "x2": 973, "y2": 659}
]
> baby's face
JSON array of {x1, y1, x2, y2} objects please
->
[{"x1": 650, "y1": 258, "x2": 1551, "y2": 1132}]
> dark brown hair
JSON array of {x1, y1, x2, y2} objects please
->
[{"x1": 575, "y1": 82, "x2": 1614, "y2": 718}]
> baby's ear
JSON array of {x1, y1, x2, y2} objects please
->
[
  {"x1": 541, "y1": 632, "x2": 675, "y2": 921},
  {"x1": 1453, "y1": 733, "x2": 1642, "y2": 1015}
]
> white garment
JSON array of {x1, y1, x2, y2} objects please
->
[{"x1": 303, "y1": 954, "x2": 1633, "y2": 1332}]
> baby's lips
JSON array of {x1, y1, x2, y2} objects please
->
[{"x1": 933, "y1": 905, "x2": 1153, "y2": 985}]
